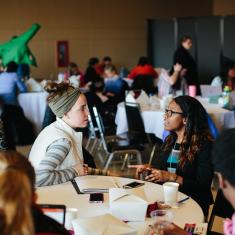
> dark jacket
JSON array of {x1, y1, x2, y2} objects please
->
[
  {"x1": 172, "y1": 46, "x2": 198, "y2": 90},
  {"x1": 152, "y1": 137, "x2": 214, "y2": 216}
]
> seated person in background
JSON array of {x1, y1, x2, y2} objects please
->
[
  {"x1": 104, "y1": 65, "x2": 128, "y2": 100},
  {"x1": 155, "y1": 63, "x2": 182, "y2": 98},
  {"x1": 0, "y1": 61, "x2": 27, "y2": 105},
  {"x1": 0, "y1": 153, "x2": 34, "y2": 235},
  {"x1": 84, "y1": 57, "x2": 101, "y2": 84},
  {"x1": 133, "y1": 96, "x2": 214, "y2": 217},
  {"x1": 86, "y1": 78, "x2": 117, "y2": 132},
  {"x1": 159, "y1": 128, "x2": 235, "y2": 235},
  {"x1": 0, "y1": 150, "x2": 69, "y2": 234},
  {"x1": 97, "y1": 56, "x2": 113, "y2": 77},
  {"x1": 29, "y1": 82, "x2": 109, "y2": 187},
  {"x1": 67, "y1": 62, "x2": 85, "y2": 87},
  {"x1": 128, "y1": 56, "x2": 158, "y2": 80},
  {"x1": 17, "y1": 63, "x2": 30, "y2": 81},
  {"x1": 211, "y1": 57, "x2": 235, "y2": 90}
]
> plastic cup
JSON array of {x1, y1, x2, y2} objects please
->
[
  {"x1": 163, "y1": 182, "x2": 179, "y2": 206},
  {"x1": 65, "y1": 208, "x2": 78, "y2": 230},
  {"x1": 188, "y1": 85, "x2": 196, "y2": 97},
  {"x1": 150, "y1": 209, "x2": 174, "y2": 234}
]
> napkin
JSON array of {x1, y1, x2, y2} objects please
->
[
  {"x1": 125, "y1": 91, "x2": 136, "y2": 103},
  {"x1": 109, "y1": 188, "x2": 148, "y2": 222},
  {"x1": 72, "y1": 213, "x2": 136, "y2": 235},
  {"x1": 136, "y1": 90, "x2": 149, "y2": 106},
  {"x1": 149, "y1": 95, "x2": 160, "y2": 110},
  {"x1": 69, "y1": 75, "x2": 80, "y2": 88},
  {"x1": 26, "y1": 78, "x2": 44, "y2": 92}
]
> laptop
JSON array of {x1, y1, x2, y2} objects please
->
[
  {"x1": 39, "y1": 204, "x2": 66, "y2": 225},
  {"x1": 200, "y1": 85, "x2": 222, "y2": 98}
]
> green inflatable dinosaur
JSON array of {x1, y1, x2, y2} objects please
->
[{"x1": 0, "y1": 23, "x2": 41, "y2": 67}]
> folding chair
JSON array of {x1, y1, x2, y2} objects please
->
[
  {"x1": 125, "y1": 102, "x2": 162, "y2": 165},
  {"x1": 93, "y1": 106, "x2": 142, "y2": 171},
  {"x1": 208, "y1": 190, "x2": 234, "y2": 233}
]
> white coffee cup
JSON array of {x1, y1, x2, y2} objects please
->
[
  {"x1": 65, "y1": 208, "x2": 78, "y2": 230},
  {"x1": 163, "y1": 182, "x2": 179, "y2": 205}
]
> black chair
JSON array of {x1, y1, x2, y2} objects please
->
[
  {"x1": 208, "y1": 190, "x2": 234, "y2": 233},
  {"x1": 92, "y1": 106, "x2": 142, "y2": 171},
  {"x1": 131, "y1": 75, "x2": 157, "y2": 95},
  {"x1": 124, "y1": 102, "x2": 162, "y2": 164}
]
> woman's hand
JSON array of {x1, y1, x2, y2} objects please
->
[
  {"x1": 128, "y1": 164, "x2": 150, "y2": 179},
  {"x1": 74, "y1": 164, "x2": 88, "y2": 176},
  {"x1": 145, "y1": 169, "x2": 176, "y2": 183}
]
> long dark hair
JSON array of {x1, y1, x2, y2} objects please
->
[{"x1": 163, "y1": 96, "x2": 213, "y2": 167}]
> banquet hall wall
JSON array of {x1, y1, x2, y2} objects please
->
[{"x1": 0, "y1": 0, "x2": 233, "y2": 79}]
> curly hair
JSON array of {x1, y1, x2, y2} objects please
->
[
  {"x1": 44, "y1": 82, "x2": 74, "y2": 102},
  {"x1": 162, "y1": 96, "x2": 213, "y2": 168}
]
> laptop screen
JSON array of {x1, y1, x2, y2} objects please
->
[
  {"x1": 39, "y1": 204, "x2": 66, "y2": 225},
  {"x1": 200, "y1": 85, "x2": 222, "y2": 98}
]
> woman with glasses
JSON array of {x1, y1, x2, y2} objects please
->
[
  {"x1": 135, "y1": 95, "x2": 214, "y2": 217},
  {"x1": 29, "y1": 82, "x2": 109, "y2": 187}
]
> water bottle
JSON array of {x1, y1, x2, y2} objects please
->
[{"x1": 222, "y1": 85, "x2": 231, "y2": 109}]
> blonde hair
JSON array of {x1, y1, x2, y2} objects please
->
[{"x1": 0, "y1": 152, "x2": 34, "y2": 235}]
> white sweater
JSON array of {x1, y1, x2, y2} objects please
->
[{"x1": 29, "y1": 118, "x2": 83, "y2": 186}]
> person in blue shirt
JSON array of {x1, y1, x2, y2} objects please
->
[
  {"x1": 104, "y1": 65, "x2": 127, "y2": 100},
  {"x1": 0, "y1": 61, "x2": 27, "y2": 105}
]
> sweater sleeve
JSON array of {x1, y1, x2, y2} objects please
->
[{"x1": 36, "y1": 138, "x2": 79, "y2": 187}]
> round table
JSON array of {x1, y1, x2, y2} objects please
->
[{"x1": 37, "y1": 176, "x2": 204, "y2": 235}]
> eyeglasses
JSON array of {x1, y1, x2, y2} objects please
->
[{"x1": 165, "y1": 109, "x2": 184, "y2": 117}]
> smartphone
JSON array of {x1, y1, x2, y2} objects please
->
[
  {"x1": 39, "y1": 204, "x2": 66, "y2": 225},
  {"x1": 123, "y1": 181, "x2": 145, "y2": 189},
  {"x1": 89, "y1": 193, "x2": 104, "y2": 203}
]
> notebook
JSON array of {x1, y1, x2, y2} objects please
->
[
  {"x1": 200, "y1": 85, "x2": 222, "y2": 98},
  {"x1": 72, "y1": 176, "x2": 118, "y2": 194}
]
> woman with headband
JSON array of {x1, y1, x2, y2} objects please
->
[{"x1": 29, "y1": 82, "x2": 109, "y2": 187}]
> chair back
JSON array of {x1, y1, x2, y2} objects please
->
[
  {"x1": 208, "y1": 190, "x2": 234, "y2": 231},
  {"x1": 92, "y1": 106, "x2": 108, "y2": 151},
  {"x1": 131, "y1": 75, "x2": 156, "y2": 95},
  {"x1": 125, "y1": 102, "x2": 152, "y2": 146}
]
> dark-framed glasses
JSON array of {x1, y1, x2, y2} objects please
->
[{"x1": 165, "y1": 109, "x2": 184, "y2": 117}]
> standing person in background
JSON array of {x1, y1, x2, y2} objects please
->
[
  {"x1": 172, "y1": 36, "x2": 199, "y2": 94},
  {"x1": 0, "y1": 61, "x2": 27, "y2": 105},
  {"x1": 128, "y1": 56, "x2": 158, "y2": 80}
]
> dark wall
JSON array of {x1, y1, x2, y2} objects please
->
[{"x1": 148, "y1": 15, "x2": 235, "y2": 84}]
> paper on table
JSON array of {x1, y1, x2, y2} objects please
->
[
  {"x1": 74, "y1": 176, "x2": 118, "y2": 193},
  {"x1": 149, "y1": 95, "x2": 160, "y2": 110},
  {"x1": 109, "y1": 188, "x2": 148, "y2": 221},
  {"x1": 136, "y1": 90, "x2": 149, "y2": 105},
  {"x1": 72, "y1": 213, "x2": 136, "y2": 235},
  {"x1": 125, "y1": 92, "x2": 136, "y2": 103}
]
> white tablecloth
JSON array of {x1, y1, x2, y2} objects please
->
[
  {"x1": 115, "y1": 99, "x2": 235, "y2": 138},
  {"x1": 18, "y1": 92, "x2": 48, "y2": 134},
  {"x1": 37, "y1": 176, "x2": 204, "y2": 235}
]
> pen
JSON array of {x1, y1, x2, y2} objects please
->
[{"x1": 178, "y1": 196, "x2": 190, "y2": 204}]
